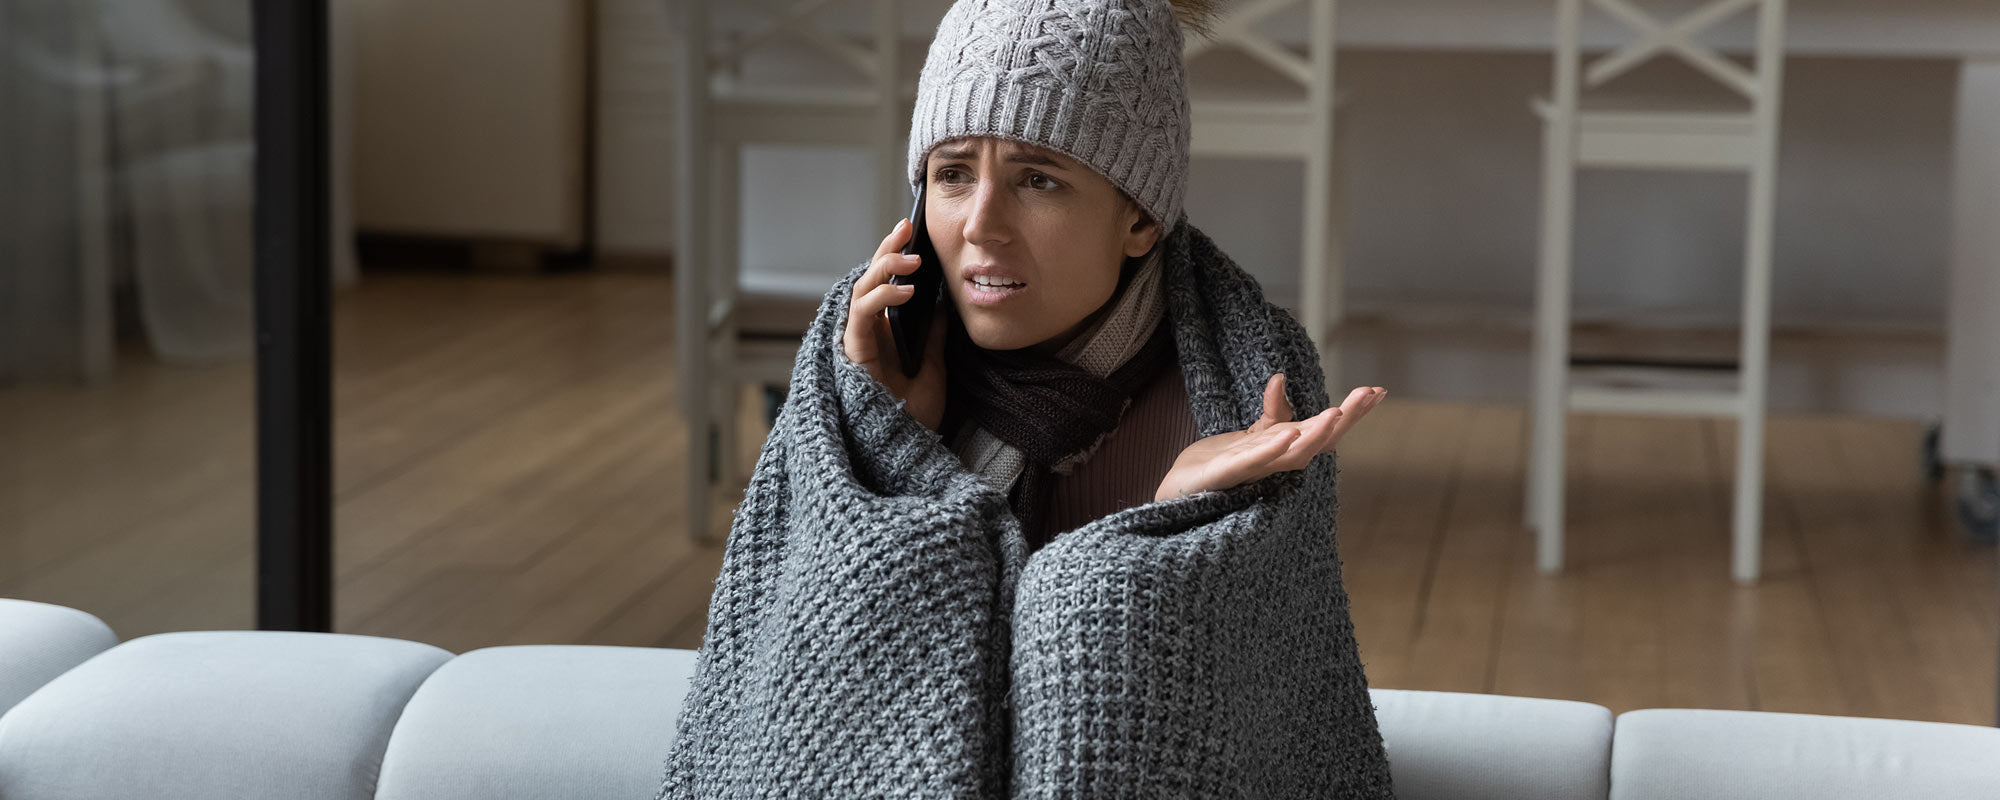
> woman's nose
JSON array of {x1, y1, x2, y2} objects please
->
[{"x1": 960, "y1": 180, "x2": 1012, "y2": 246}]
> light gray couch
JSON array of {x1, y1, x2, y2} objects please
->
[{"x1": 2, "y1": 597, "x2": 1995, "y2": 799}]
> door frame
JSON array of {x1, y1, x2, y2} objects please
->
[{"x1": 253, "y1": 0, "x2": 333, "y2": 632}]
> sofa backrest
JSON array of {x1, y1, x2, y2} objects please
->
[
  {"x1": 1372, "y1": 687, "x2": 1613, "y2": 799},
  {"x1": 6, "y1": 602, "x2": 1999, "y2": 800},
  {"x1": 0, "y1": 599, "x2": 117, "y2": 718},
  {"x1": 1609, "y1": 708, "x2": 2000, "y2": 800}
]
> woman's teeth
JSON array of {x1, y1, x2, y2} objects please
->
[{"x1": 964, "y1": 274, "x2": 1024, "y2": 305}]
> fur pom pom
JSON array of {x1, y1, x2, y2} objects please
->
[{"x1": 1167, "y1": 0, "x2": 1228, "y2": 39}]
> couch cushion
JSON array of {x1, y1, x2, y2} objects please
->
[
  {"x1": 0, "y1": 599, "x2": 117, "y2": 719},
  {"x1": 1371, "y1": 688, "x2": 1613, "y2": 800},
  {"x1": 1611, "y1": 708, "x2": 2000, "y2": 800},
  {"x1": 374, "y1": 645, "x2": 699, "y2": 800},
  {"x1": 0, "y1": 631, "x2": 450, "y2": 800}
]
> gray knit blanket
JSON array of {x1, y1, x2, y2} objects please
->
[{"x1": 655, "y1": 222, "x2": 1395, "y2": 799}]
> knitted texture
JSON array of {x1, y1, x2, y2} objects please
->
[
  {"x1": 908, "y1": 0, "x2": 1192, "y2": 232},
  {"x1": 654, "y1": 220, "x2": 1396, "y2": 799}
]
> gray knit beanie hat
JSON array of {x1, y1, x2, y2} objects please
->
[{"x1": 908, "y1": 0, "x2": 1211, "y2": 233}]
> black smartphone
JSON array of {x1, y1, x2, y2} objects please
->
[{"x1": 888, "y1": 182, "x2": 944, "y2": 378}]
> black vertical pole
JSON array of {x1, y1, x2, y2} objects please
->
[{"x1": 253, "y1": 0, "x2": 333, "y2": 632}]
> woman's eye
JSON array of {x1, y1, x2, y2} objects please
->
[
  {"x1": 934, "y1": 167, "x2": 967, "y2": 185},
  {"x1": 1024, "y1": 173, "x2": 1060, "y2": 191}
]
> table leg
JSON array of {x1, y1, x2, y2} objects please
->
[
  {"x1": 1944, "y1": 59, "x2": 2000, "y2": 468},
  {"x1": 1945, "y1": 59, "x2": 2000, "y2": 729}
]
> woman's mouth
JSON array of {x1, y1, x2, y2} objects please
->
[{"x1": 964, "y1": 275, "x2": 1027, "y2": 306}]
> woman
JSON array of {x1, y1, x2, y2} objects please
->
[
  {"x1": 846, "y1": 136, "x2": 1386, "y2": 549},
  {"x1": 659, "y1": 1, "x2": 1398, "y2": 797}
]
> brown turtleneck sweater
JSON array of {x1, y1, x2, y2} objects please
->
[{"x1": 1038, "y1": 363, "x2": 1202, "y2": 539}]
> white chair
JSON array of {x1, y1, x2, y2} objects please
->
[
  {"x1": 1526, "y1": 0, "x2": 1787, "y2": 584},
  {"x1": 670, "y1": 0, "x2": 911, "y2": 543},
  {"x1": 1182, "y1": 0, "x2": 1345, "y2": 386}
]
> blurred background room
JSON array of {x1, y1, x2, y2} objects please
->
[{"x1": 3, "y1": 0, "x2": 1997, "y2": 727}]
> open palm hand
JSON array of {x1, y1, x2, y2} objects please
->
[{"x1": 1154, "y1": 373, "x2": 1385, "y2": 501}]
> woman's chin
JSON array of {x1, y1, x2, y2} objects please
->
[{"x1": 960, "y1": 314, "x2": 1045, "y2": 352}]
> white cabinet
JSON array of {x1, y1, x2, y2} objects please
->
[{"x1": 348, "y1": 0, "x2": 587, "y2": 247}]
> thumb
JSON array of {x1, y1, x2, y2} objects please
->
[{"x1": 1254, "y1": 373, "x2": 1291, "y2": 430}]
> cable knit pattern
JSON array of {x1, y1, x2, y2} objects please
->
[
  {"x1": 654, "y1": 220, "x2": 1395, "y2": 799},
  {"x1": 908, "y1": 0, "x2": 1193, "y2": 232}
]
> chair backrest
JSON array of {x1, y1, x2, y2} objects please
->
[
  {"x1": 700, "y1": 0, "x2": 907, "y2": 215},
  {"x1": 1550, "y1": 0, "x2": 1787, "y2": 114},
  {"x1": 708, "y1": 0, "x2": 901, "y2": 103},
  {"x1": 674, "y1": 0, "x2": 909, "y2": 356},
  {"x1": 1180, "y1": 0, "x2": 1335, "y2": 102}
]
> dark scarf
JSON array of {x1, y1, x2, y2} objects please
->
[{"x1": 942, "y1": 309, "x2": 1177, "y2": 551}]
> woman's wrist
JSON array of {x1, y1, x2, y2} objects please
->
[{"x1": 1153, "y1": 474, "x2": 1198, "y2": 502}]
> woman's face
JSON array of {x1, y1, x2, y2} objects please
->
[{"x1": 923, "y1": 137, "x2": 1161, "y2": 353}]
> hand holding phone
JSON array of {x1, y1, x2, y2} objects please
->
[
  {"x1": 842, "y1": 192, "x2": 949, "y2": 432},
  {"x1": 889, "y1": 184, "x2": 944, "y2": 378}
]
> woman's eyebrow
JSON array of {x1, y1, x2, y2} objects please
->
[
  {"x1": 1006, "y1": 152, "x2": 1071, "y2": 170},
  {"x1": 930, "y1": 145, "x2": 1072, "y2": 171}
]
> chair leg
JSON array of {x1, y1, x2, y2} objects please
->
[
  {"x1": 671, "y1": 0, "x2": 716, "y2": 547},
  {"x1": 1530, "y1": 118, "x2": 1577, "y2": 574},
  {"x1": 715, "y1": 380, "x2": 742, "y2": 485},
  {"x1": 1733, "y1": 135, "x2": 1780, "y2": 585},
  {"x1": 763, "y1": 383, "x2": 787, "y2": 428},
  {"x1": 1732, "y1": 403, "x2": 1768, "y2": 584},
  {"x1": 686, "y1": 414, "x2": 714, "y2": 545},
  {"x1": 1302, "y1": 158, "x2": 1334, "y2": 383},
  {"x1": 1301, "y1": 0, "x2": 1340, "y2": 385}
]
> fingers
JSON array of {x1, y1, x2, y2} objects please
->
[
  {"x1": 845, "y1": 218, "x2": 925, "y2": 365},
  {"x1": 872, "y1": 217, "x2": 914, "y2": 261},
  {"x1": 851, "y1": 282, "x2": 917, "y2": 326},
  {"x1": 1287, "y1": 408, "x2": 1343, "y2": 466},
  {"x1": 1327, "y1": 386, "x2": 1386, "y2": 442},
  {"x1": 1252, "y1": 373, "x2": 1292, "y2": 431},
  {"x1": 842, "y1": 282, "x2": 916, "y2": 366},
  {"x1": 1339, "y1": 385, "x2": 1384, "y2": 414},
  {"x1": 1213, "y1": 426, "x2": 1301, "y2": 488},
  {"x1": 857, "y1": 219, "x2": 920, "y2": 297},
  {"x1": 1260, "y1": 386, "x2": 1386, "y2": 471}
]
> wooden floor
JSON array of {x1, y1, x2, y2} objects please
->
[{"x1": 2, "y1": 269, "x2": 1993, "y2": 726}]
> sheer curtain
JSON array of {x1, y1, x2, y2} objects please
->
[
  {"x1": 100, "y1": 0, "x2": 256, "y2": 366},
  {"x1": 0, "y1": 0, "x2": 114, "y2": 383},
  {"x1": 0, "y1": 0, "x2": 256, "y2": 384}
]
